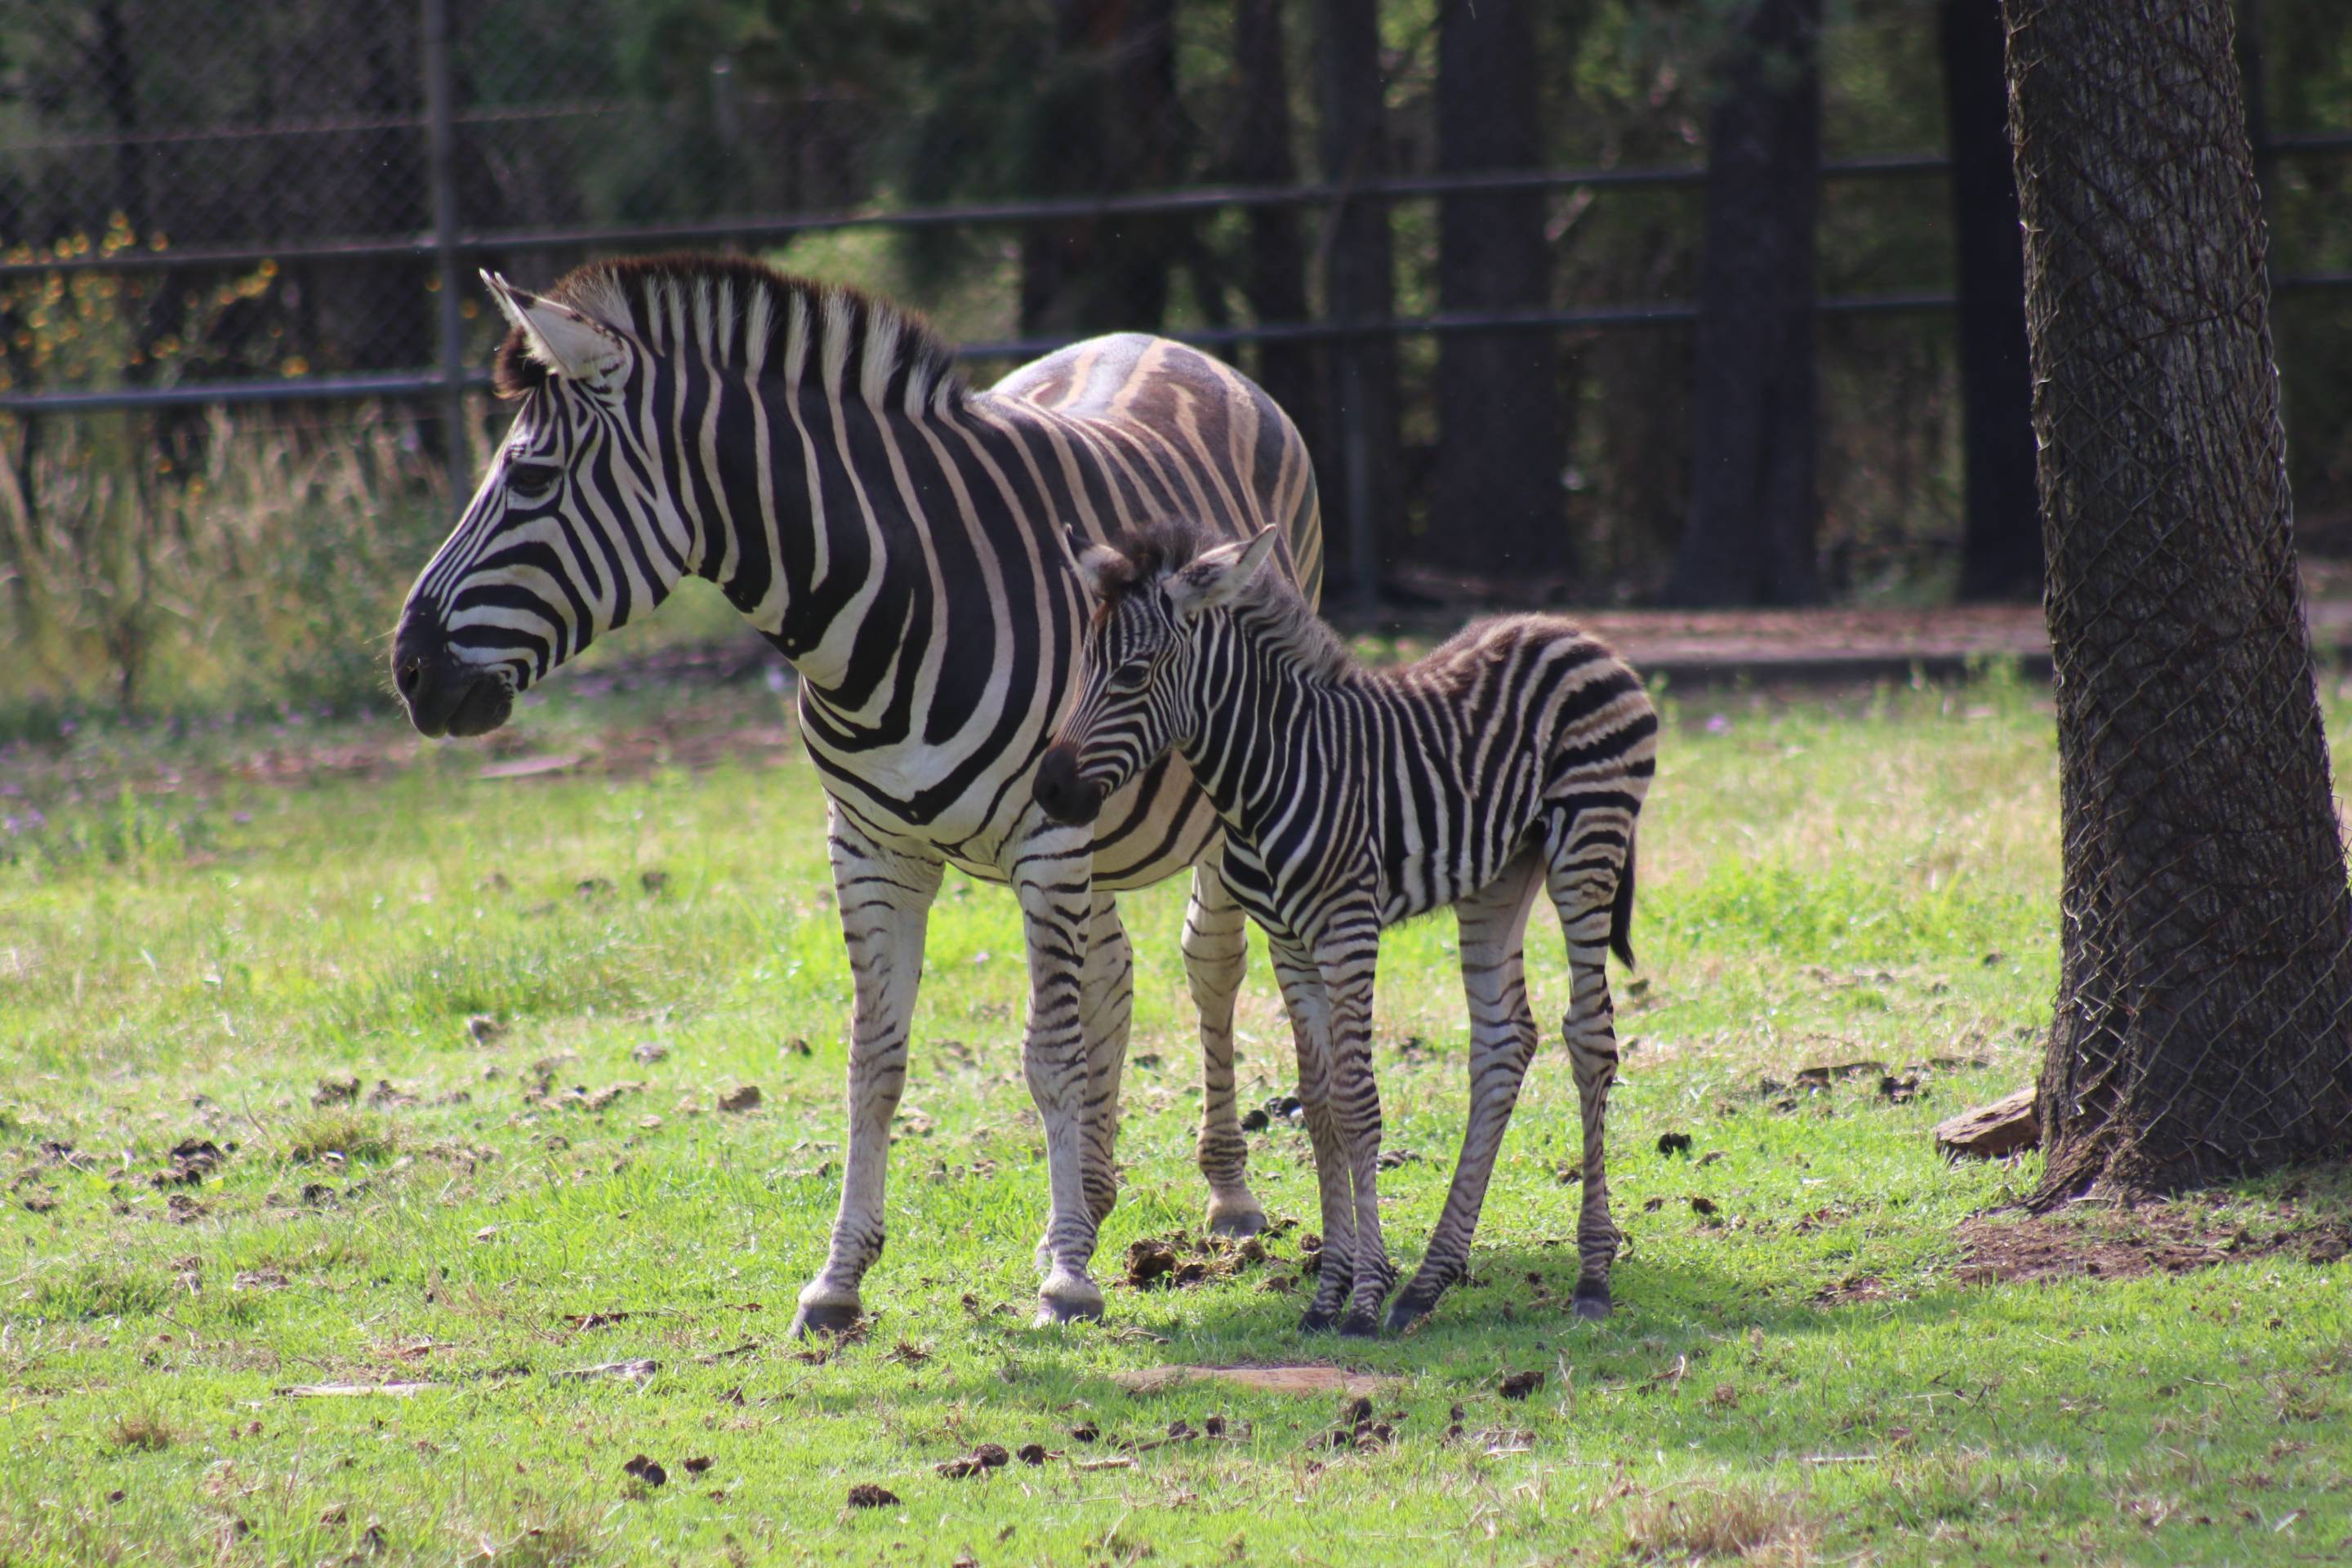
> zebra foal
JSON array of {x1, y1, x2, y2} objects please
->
[{"x1": 1034, "y1": 520, "x2": 1656, "y2": 1334}]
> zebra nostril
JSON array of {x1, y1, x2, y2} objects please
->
[{"x1": 396, "y1": 656, "x2": 425, "y2": 697}]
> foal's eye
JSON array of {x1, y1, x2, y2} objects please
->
[
  {"x1": 1108, "y1": 662, "x2": 1152, "y2": 693},
  {"x1": 506, "y1": 461, "x2": 562, "y2": 501}
]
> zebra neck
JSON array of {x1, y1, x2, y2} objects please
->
[
  {"x1": 692, "y1": 376, "x2": 953, "y2": 702},
  {"x1": 1175, "y1": 625, "x2": 1352, "y2": 832}
]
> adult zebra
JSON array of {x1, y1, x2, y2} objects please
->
[{"x1": 390, "y1": 255, "x2": 1321, "y2": 1330}]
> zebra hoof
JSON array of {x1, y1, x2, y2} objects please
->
[
  {"x1": 1297, "y1": 1307, "x2": 1337, "y2": 1334},
  {"x1": 789, "y1": 1298, "x2": 866, "y2": 1339},
  {"x1": 1570, "y1": 1282, "x2": 1613, "y2": 1321},
  {"x1": 1384, "y1": 1293, "x2": 1439, "y2": 1334},
  {"x1": 1205, "y1": 1203, "x2": 1268, "y2": 1240},
  {"x1": 1034, "y1": 1271, "x2": 1106, "y2": 1327},
  {"x1": 1336, "y1": 1311, "x2": 1381, "y2": 1339}
]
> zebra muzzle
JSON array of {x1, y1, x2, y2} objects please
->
[
  {"x1": 1033, "y1": 744, "x2": 1105, "y2": 826},
  {"x1": 392, "y1": 609, "x2": 514, "y2": 740}
]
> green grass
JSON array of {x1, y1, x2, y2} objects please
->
[{"x1": 3, "y1": 671, "x2": 2349, "y2": 1565}]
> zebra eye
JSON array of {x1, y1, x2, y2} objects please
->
[
  {"x1": 506, "y1": 461, "x2": 562, "y2": 501},
  {"x1": 1108, "y1": 661, "x2": 1152, "y2": 693}
]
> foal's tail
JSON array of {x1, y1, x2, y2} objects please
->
[{"x1": 1609, "y1": 829, "x2": 1638, "y2": 970}]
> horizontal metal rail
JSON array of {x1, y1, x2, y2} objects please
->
[
  {"x1": 0, "y1": 158, "x2": 1950, "y2": 281},
  {"x1": 12, "y1": 274, "x2": 2352, "y2": 415}
]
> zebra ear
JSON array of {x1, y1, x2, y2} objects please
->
[
  {"x1": 1168, "y1": 528, "x2": 1281, "y2": 618},
  {"x1": 481, "y1": 270, "x2": 625, "y2": 384},
  {"x1": 1073, "y1": 539, "x2": 1130, "y2": 603}
]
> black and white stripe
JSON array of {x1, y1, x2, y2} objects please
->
[
  {"x1": 1035, "y1": 520, "x2": 1655, "y2": 1334},
  {"x1": 394, "y1": 256, "x2": 1321, "y2": 1330}
]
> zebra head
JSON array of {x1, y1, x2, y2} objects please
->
[
  {"x1": 1035, "y1": 523, "x2": 1282, "y2": 826},
  {"x1": 392, "y1": 271, "x2": 666, "y2": 737}
]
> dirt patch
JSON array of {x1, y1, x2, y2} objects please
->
[
  {"x1": 1957, "y1": 1200, "x2": 2352, "y2": 1287},
  {"x1": 1812, "y1": 1273, "x2": 1893, "y2": 1307},
  {"x1": 1111, "y1": 1363, "x2": 1389, "y2": 1398},
  {"x1": 1120, "y1": 1232, "x2": 1272, "y2": 1291}
]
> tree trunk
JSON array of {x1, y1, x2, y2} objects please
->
[
  {"x1": 1941, "y1": 0, "x2": 2040, "y2": 602},
  {"x1": 2002, "y1": 0, "x2": 2352, "y2": 1203},
  {"x1": 1020, "y1": 0, "x2": 1183, "y2": 339},
  {"x1": 1430, "y1": 0, "x2": 1564, "y2": 578},
  {"x1": 1663, "y1": 0, "x2": 1822, "y2": 607},
  {"x1": 1312, "y1": 0, "x2": 1403, "y2": 607},
  {"x1": 1231, "y1": 0, "x2": 1326, "y2": 488}
]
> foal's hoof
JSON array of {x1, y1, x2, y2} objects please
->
[
  {"x1": 1336, "y1": 1310, "x2": 1381, "y2": 1340},
  {"x1": 1297, "y1": 1307, "x2": 1337, "y2": 1334},
  {"x1": 1034, "y1": 1271, "x2": 1106, "y2": 1327},
  {"x1": 788, "y1": 1299, "x2": 866, "y2": 1339},
  {"x1": 1570, "y1": 1282, "x2": 1613, "y2": 1321}
]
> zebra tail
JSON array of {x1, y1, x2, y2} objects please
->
[{"x1": 1609, "y1": 830, "x2": 1638, "y2": 970}]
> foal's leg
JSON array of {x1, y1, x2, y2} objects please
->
[
  {"x1": 1184, "y1": 858, "x2": 1267, "y2": 1236},
  {"x1": 1320, "y1": 909, "x2": 1395, "y2": 1338},
  {"x1": 1271, "y1": 940, "x2": 1355, "y2": 1333},
  {"x1": 1388, "y1": 853, "x2": 1544, "y2": 1331},
  {"x1": 1550, "y1": 813, "x2": 1635, "y2": 1321}
]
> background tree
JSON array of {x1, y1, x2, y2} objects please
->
[
  {"x1": 1940, "y1": 0, "x2": 2039, "y2": 601},
  {"x1": 1226, "y1": 0, "x2": 1325, "y2": 494},
  {"x1": 2003, "y1": 0, "x2": 2352, "y2": 1200},
  {"x1": 1664, "y1": 0, "x2": 1823, "y2": 607},
  {"x1": 1313, "y1": 0, "x2": 1404, "y2": 604},
  {"x1": 1428, "y1": 0, "x2": 1563, "y2": 577}
]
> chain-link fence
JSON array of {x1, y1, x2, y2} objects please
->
[
  {"x1": 2002, "y1": 0, "x2": 2352, "y2": 1197},
  {"x1": 5, "y1": 1, "x2": 2352, "y2": 721}
]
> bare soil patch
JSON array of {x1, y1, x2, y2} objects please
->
[{"x1": 1957, "y1": 1198, "x2": 2351, "y2": 1287}]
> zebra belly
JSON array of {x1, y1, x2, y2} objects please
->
[{"x1": 813, "y1": 734, "x2": 1223, "y2": 891}]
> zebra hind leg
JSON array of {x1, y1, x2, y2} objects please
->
[
  {"x1": 1550, "y1": 820, "x2": 1630, "y2": 1322},
  {"x1": 1184, "y1": 859, "x2": 1267, "y2": 1237},
  {"x1": 1388, "y1": 856, "x2": 1544, "y2": 1332}
]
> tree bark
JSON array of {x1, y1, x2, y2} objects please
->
[
  {"x1": 1429, "y1": 0, "x2": 1564, "y2": 578},
  {"x1": 2003, "y1": 0, "x2": 2352, "y2": 1203},
  {"x1": 1020, "y1": 0, "x2": 1183, "y2": 338},
  {"x1": 1231, "y1": 0, "x2": 1326, "y2": 487},
  {"x1": 1664, "y1": 0, "x2": 1822, "y2": 607},
  {"x1": 1940, "y1": 0, "x2": 2040, "y2": 602},
  {"x1": 1312, "y1": 0, "x2": 1403, "y2": 605}
]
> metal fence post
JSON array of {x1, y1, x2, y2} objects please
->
[{"x1": 422, "y1": 0, "x2": 469, "y2": 501}]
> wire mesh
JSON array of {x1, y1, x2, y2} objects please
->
[{"x1": 2003, "y1": 0, "x2": 2352, "y2": 1196}]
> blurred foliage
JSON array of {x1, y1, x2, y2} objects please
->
[{"x1": 0, "y1": 0, "x2": 2348, "y2": 721}]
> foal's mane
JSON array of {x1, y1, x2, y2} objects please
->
[{"x1": 1101, "y1": 517, "x2": 1354, "y2": 685}]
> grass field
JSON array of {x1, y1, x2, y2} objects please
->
[{"x1": 4, "y1": 670, "x2": 2350, "y2": 1566}]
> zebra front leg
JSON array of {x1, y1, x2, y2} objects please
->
[
  {"x1": 791, "y1": 813, "x2": 943, "y2": 1338},
  {"x1": 1321, "y1": 923, "x2": 1394, "y2": 1339},
  {"x1": 1078, "y1": 893, "x2": 1132, "y2": 1229},
  {"x1": 1015, "y1": 824, "x2": 1109, "y2": 1325},
  {"x1": 1552, "y1": 829, "x2": 1629, "y2": 1321},
  {"x1": 1390, "y1": 860, "x2": 1544, "y2": 1332},
  {"x1": 1272, "y1": 941, "x2": 1355, "y2": 1331},
  {"x1": 1185, "y1": 857, "x2": 1267, "y2": 1237}
]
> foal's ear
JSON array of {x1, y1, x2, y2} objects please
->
[{"x1": 1166, "y1": 528, "x2": 1281, "y2": 618}]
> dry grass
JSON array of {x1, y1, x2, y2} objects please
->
[
  {"x1": 1617, "y1": 1483, "x2": 1817, "y2": 1563},
  {"x1": 106, "y1": 1410, "x2": 180, "y2": 1453}
]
